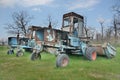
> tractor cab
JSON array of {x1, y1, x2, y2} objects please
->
[
  {"x1": 62, "y1": 12, "x2": 89, "y2": 45},
  {"x1": 62, "y1": 12, "x2": 85, "y2": 38}
]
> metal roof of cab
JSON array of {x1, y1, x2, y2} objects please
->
[
  {"x1": 63, "y1": 12, "x2": 84, "y2": 19},
  {"x1": 29, "y1": 26, "x2": 62, "y2": 31}
]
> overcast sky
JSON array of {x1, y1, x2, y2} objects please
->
[{"x1": 0, "y1": 0, "x2": 116, "y2": 39}]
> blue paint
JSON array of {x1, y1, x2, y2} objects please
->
[
  {"x1": 46, "y1": 29, "x2": 55, "y2": 41},
  {"x1": 21, "y1": 45, "x2": 32, "y2": 49},
  {"x1": 28, "y1": 39, "x2": 36, "y2": 48},
  {"x1": 73, "y1": 28, "x2": 78, "y2": 37},
  {"x1": 8, "y1": 37, "x2": 17, "y2": 46},
  {"x1": 80, "y1": 41, "x2": 87, "y2": 55},
  {"x1": 36, "y1": 30, "x2": 44, "y2": 41},
  {"x1": 68, "y1": 35, "x2": 80, "y2": 47},
  {"x1": 104, "y1": 43, "x2": 116, "y2": 58},
  {"x1": 67, "y1": 35, "x2": 87, "y2": 55}
]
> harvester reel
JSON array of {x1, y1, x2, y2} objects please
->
[
  {"x1": 105, "y1": 48, "x2": 116, "y2": 59},
  {"x1": 85, "y1": 47, "x2": 97, "y2": 61},
  {"x1": 56, "y1": 54, "x2": 69, "y2": 67},
  {"x1": 105, "y1": 43, "x2": 116, "y2": 59},
  {"x1": 31, "y1": 51, "x2": 41, "y2": 60}
]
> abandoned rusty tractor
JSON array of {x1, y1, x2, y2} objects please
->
[
  {"x1": 28, "y1": 12, "x2": 116, "y2": 67},
  {"x1": 28, "y1": 33, "x2": 116, "y2": 68},
  {"x1": 7, "y1": 12, "x2": 116, "y2": 68}
]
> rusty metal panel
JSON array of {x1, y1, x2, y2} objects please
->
[
  {"x1": 28, "y1": 26, "x2": 67, "y2": 47},
  {"x1": 44, "y1": 41, "x2": 56, "y2": 47},
  {"x1": 29, "y1": 26, "x2": 43, "y2": 31},
  {"x1": 63, "y1": 12, "x2": 83, "y2": 19},
  {"x1": 62, "y1": 26, "x2": 70, "y2": 32},
  {"x1": 95, "y1": 46, "x2": 105, "y2": 55},
  {"x1": 44, "y1": 29, "x2": 56, "y2": 42}
]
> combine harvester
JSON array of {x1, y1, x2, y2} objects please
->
[{"x1": 10, "y1": 12, "x2": 116, "y2": 67}]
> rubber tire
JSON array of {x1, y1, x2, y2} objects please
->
[
  {"x1": 16, "y1": 50, "x2": 24, "y2": 57},
  {"x1": 31, "y1": 52, "x2": 41, "y2": 60},
  {"x1": 56, "y1": 54, "x2": 69, "y2": 67},
  {"x1": 85, "y1": 47, "x2": 97, "y2": 61},
  {"x1": 7, "y1": 49, "x2": 14, "y2": 54}
]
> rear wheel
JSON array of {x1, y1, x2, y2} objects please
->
[
  {"x1": 31, "y1": 52, "x2": 41, "y2": 60},
  {"x1": 56, "y1": 54, "x2": 69, "y2": 67},
  {"x1": 85, "y1": 47, "x2": 97, "y2": 61}
]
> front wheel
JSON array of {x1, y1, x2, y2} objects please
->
[
  {"x1": 56, "y1": 54, "x2": 69, "y2": 67},
  {"x1": 16, "y1": 50, "x2": 24, "y2": 57},
  {"x1": 31, "y1": 52, "x2": 41, "y2": 60}
]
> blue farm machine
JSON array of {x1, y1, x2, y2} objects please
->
[
  {"x1": 7, "y1": 36, "x2": 32, "y2": 57},
  {"x1": 8, "y1": 12, "x2": 116, "y2": 67},
  {"x1": 28, "y1": 12, "x2": 116, "y2": 67}
]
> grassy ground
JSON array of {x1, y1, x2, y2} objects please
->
[{"x1": 0, "y1": 46, "x2": 120, "y2": 80}]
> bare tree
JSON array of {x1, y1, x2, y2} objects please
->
[
  {"x1": 97, "y1": 17, "x2": 105, "y2": 41},
  {"x1": 87, "y1": 26, "x2": 96, "y2": 39},
  {"x1": 113, "y1": 15, "x2": 118, "y2": 39},
  {"x1": 105, "y1": 26, "x2": 113, "y2": 40},
  {"x1": 84, "y1": 16, "x2": 88, "y2": 37},
  {"x1": 96, "y1": 33, "x2": 102, "y2": 42},
  {"x1": 112, "y1": 0, "x2": 120, "y2": 40},
  {"x1": 113, "y1": 0, "x2": 120, "y2": 14},
  {"x1": 83, "y1": 16, "x2": 96, "y2": 40},
  {"x1": 5, "y1": 11, "x2": 33, "y2": 37}
]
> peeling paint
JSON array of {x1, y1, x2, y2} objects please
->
[{"x1": 46, "y1": 29, "x2": 55, "y2": 41}]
